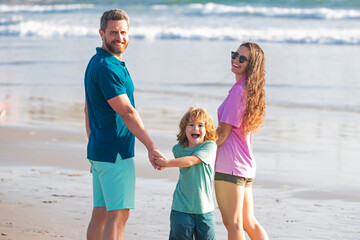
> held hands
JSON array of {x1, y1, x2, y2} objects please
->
[
  {"x1": 153, "y1": 155, "x2": 169, "y2": 170},
  {"x1": 148, "y1": 148, "x2": 166, "y2": 170}
]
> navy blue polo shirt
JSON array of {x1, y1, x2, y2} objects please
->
[{"x1": 84, "y1": 47, "x2": 135, "y2": 163}]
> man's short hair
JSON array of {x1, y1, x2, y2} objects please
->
[{"x1": 100, "y1": 9, "x2": 130, "y2": 32}]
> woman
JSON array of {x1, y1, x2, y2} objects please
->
[{"x1": 215, "y1": 41, "x2": 269, "y2": 240}]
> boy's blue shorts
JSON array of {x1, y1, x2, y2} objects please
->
[
  {"x1": 89, "y1": 155, "x2": 135, "y2": 211},
  {"x1": 169, "y1": 210, "x2": 215, "y2": 240}
]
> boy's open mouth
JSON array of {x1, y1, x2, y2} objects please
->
[{"x1": 191, "y1": 134, "x2": 200, "y2": 139}]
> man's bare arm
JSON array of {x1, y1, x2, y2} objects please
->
[{"x1": 108, "y1": 94, "x2": 165, "y2": 167}]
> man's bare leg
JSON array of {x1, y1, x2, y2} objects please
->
[
  {"x1": 102, "y1": 209, "x2": 130, "y2": 240},
  {"x1": 87, "y1": 207, "x2": 107, "y2": 240}
]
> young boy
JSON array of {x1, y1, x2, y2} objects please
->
[{"x1": 155, "y1": 107, "x2": 218, "y2": 240}]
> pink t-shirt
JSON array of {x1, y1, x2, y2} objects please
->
[{"x1": 215, "y1": 76, "x2": 256, "y2": 178}]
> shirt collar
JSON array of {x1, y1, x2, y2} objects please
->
[
  {"x1": 234, "y1": 75, "x2": 246, "y2": 86},
  {"x1": 96, "y1": 47, "x2": 125, "y2": 66},
  {"x1": 229, "y1": 75, "x2": 246, "y2": 92}
]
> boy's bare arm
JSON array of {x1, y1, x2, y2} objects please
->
[{"x1": 155, "y1": 155, "x2": 202, "y2": 168}]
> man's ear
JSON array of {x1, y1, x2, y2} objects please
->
[{"x1": 99, "y1": 29, "x2": 104, "y2": 39}]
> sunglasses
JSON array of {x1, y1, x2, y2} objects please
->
[{"x1": 231, "y1": 51, "x2": 248, "y2": 63}]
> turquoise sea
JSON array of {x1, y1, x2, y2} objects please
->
[{"x1": 1, "y1": 0, "x2": 360, "y2": 122}]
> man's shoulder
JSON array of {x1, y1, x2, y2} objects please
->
[
  {"x1": 91, "y1": 52, "x2": 111, "y2": 68},
  {"x1": 87, "y1": 51, "x2": 106, "y2": 72},
  {"x1": 89, "y1": 48, "x2": 113, "y2": 64},
  {"x1": 88, "y1": 55, "x2": 124, "y2": 78}
]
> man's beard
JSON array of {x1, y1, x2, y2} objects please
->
[{"x1": 104, "y1": 37, "x2": 128, "y2": 55}]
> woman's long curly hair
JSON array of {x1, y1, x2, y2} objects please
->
[
  {"x1": 177, "y1": 107, "x2": 218, "y2": 147},
  {"x1": 240, "y1": 42, "x2": 266, "y2": 136}
]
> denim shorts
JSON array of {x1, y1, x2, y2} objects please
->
[
  {"x1": 214, "y1": 172, "x2": 253, "y2": 187},
  {"x1": 89, "y1": 154, "x2": 135, "y2": 211},
  {"x1": 169, "y1": 210, "x2": 215, "y2": 240}
]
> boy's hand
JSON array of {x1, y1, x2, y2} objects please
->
[
  {"x1": 154, "y1": 156, "x2": 168, "y2": 169},
  {"x1": 149, "y1": 148, "x2": 165, "y2": 169}
]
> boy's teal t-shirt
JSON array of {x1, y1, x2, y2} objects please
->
[{"x1": 171, "y1": 140, "x2": 217, "y2": 214}]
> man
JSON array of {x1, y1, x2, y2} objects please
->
[{"x1": 84, "y1": 9, "x2": 163, "y2": 240}]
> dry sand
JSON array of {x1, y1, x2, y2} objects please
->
[{"x1": 1, "y1": 125, "x2": 359, "y2": 239}]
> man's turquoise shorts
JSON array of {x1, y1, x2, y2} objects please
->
[{"x1": 89, "y1": 155, "x2": 135, "y2": 211}]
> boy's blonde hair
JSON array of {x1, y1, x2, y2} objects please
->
[{"x1": 177, "y1": 107, "x2": 218, "y2": 147}]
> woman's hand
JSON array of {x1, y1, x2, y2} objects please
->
[{"x1": 216, "y1": 122, "x2": 233, "y2": 146}]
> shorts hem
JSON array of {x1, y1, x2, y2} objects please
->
[
  {"x1": 214, "y1": 172, "x2": 254, "y2": 187},
  {"x1": 90, "y1": 156, "x2": 135, "y2": 210},
  {"x1": 93, "y1": 204, "x2": 106, "y2": 208},
  {"x1": 106, "y1": 206, "x2": 135, "y2": 211}
]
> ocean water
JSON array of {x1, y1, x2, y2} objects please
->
[
  {"x1": 1, "y1": 0, "x2": 360, "y2": 120},
  {"x1": 0, "y1": 0, "x2": 360, "y2": 199}
]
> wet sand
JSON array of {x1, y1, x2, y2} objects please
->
[{"x1": 1, "y1": 125, "x2": 360, "y2": 239}]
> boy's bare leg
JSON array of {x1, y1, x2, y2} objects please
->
[
  {"x1": 102, "y1": 209, "x2": 130, "y2": 240},
  {"x1": 87, "y1": 207, "x2": 107, "y2": 240}
]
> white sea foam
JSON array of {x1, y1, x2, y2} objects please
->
[
  {"x1": 131, "y1": 26, "x2": 360, "y2": 45},
  {"x1": 151, "y1": 4, "x2": 169, "y2": 10},
  {"x1": 0, "y1": 20, "x2": 98, "y2": 38},
  {"x1": 0, "y1": 4, "x2": 94, "y2": 14},
  {"x1": 186, "y1": 3, "x2": 360, "y2": 20},
  {"x1": 0, "y1": 16, "x2": 23, "y2": 26},
  {"x1": 1, "y1": 20, "x2": 359, "y2": 45},
  {"x1": 0, "y1": 2, "x2": 359, "y2": 45}
]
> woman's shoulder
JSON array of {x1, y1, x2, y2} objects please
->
[
  {"x1": 229, "y1": 82, "x2": 247, "y2": 102},
  {"x1": 231, "y1": 82, "x2": 246, "y2": 93}
]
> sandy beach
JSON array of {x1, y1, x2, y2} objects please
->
[
  {"x1": 1, "y1": 125, "x2": 360, "y2": 239},
  {"x1": 1, "y1": 1, "x2": 360, "y2": 238}
]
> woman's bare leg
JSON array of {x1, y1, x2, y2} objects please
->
[
  {"x1": 215, "y1": 180, "x2": 246, "y2": 240},
  {"x1": 242, "y1": 187, "x2": 269, "y2": 240}
]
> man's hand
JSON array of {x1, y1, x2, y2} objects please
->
[
  {"x1": 154, "y1": 156, "x2": 169, "y2": 169},
  {"x1": 148, "y1": 148, "x2": 165, "y2": 170}
]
